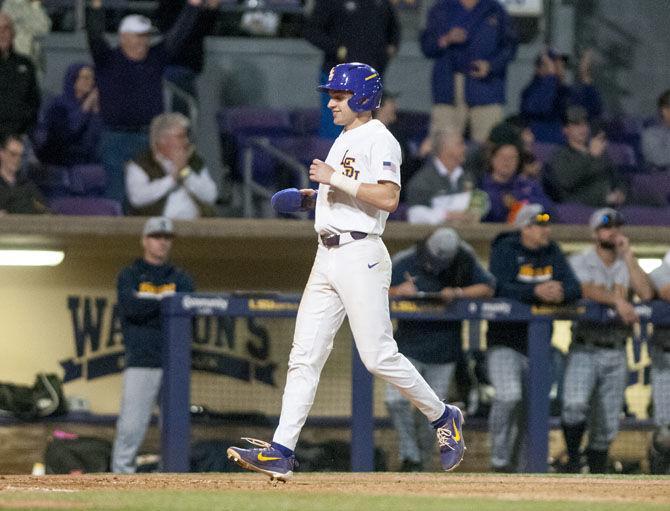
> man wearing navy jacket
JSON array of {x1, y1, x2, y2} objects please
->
[
  {"x1": 111, "y1": 217, "x2": 194, "y2": 473},
  {"x1": 486, "y1": 203, "x2": 580, "y2": 472},
  {"x1": 420, "y1": 0, "x2": 517, "y2": 143}
]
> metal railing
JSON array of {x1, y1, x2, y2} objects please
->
[
  {"x1": 242, "y1": 137, "x2": 310, "y2": 218},
  {"x1": 162, "y1": 79, "x2": 199, "y2": 137}
]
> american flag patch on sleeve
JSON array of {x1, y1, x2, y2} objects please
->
[{"x1": 383, "y1": 161, "x2": 398, "y2": 174}]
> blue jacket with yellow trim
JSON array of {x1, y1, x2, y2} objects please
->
[
  {"x1": 486, "y1": 231, "x2": 580, "y2": 354},
  {"x1": 117, "y1": 258, "x2": 194, "y2": 368}
]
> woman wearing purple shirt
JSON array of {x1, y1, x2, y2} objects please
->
[{"x1": 480, "y1": 142, "x2": 553, "y2": 223}]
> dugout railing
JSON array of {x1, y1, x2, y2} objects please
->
[{"x1": 160, "y1": 293, "x2": 670, "y2": 473}]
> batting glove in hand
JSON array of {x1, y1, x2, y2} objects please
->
[{"x1": 271, "y1": 188, "x2": 317, "y2": 213}]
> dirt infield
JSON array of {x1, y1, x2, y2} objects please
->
[{"x1": 1, "y1": 473, "x2": 669, "y2": 505}]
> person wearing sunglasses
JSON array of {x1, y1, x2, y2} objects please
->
[
  {"x1": 562, "y1": 208, "x2": 653, "y2": 473},
  {"x1": 486, "y1": 203, "x2": 581, "y2": 472}
]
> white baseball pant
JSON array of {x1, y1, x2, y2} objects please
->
[{"x1": 273, "y1": 237, "x2": 446, "y2": 450}]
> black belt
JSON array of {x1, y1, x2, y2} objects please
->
[{"x1": 320, "y1": 231, "x2": 368, "y2": 247}]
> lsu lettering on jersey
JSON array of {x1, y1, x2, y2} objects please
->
[{"x1": 314, "y1": 119, "x2": 402, "y2": 237}]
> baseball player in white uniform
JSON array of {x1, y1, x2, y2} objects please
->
[{"x1": 227, "y1": 63, "x2": 465, "y2": 480}]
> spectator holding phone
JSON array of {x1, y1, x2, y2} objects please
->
[{"x1": 420, "y1": 0, "x2": 517, "y2": 143}]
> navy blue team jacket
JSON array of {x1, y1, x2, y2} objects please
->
[
  {"x1": 117, "y1": 258, "x2": 194, "y2": 368},
  {"x1": 486, "y1": 231, "x2": 581, "y2": 354}
]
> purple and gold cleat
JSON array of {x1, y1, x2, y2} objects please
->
[
  {"x1": 436, "y1": 404, "x2": 466, "y2": 471},
  {"x1": 227, "y1": 437, "x2": 297, "y2": 482}
]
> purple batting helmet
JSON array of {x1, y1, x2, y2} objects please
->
[{"x1": 317, "y1": 62, "x2": 383, "y2": 113}]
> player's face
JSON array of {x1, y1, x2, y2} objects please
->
[
  {"x1": 143, "y1": 233, "x2": 173, "y2": 264},
  {"x1": 524, "y1": 224, "x2": 551, "y2": 248},
  {"x1": 594, "y1": 225, "x2": 620, "y2": 250},
  {"x1": 327, "y1": 90, "x2": 357, "y2": 127}
]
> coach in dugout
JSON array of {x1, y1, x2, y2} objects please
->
[
  {"x1": 386, "y1": 227, "x2": 495, "y2": 471},
  {"x1": 562, "y1": 208, "x2": 653, "y2": 473},
  {"x1": 112, "y1": 217, "x2": 194, "y2": 473},
  {"x1": 86, "y1": 0, "x2": 219, "y2": 208},
  {"x1": 487, "y1": 203, "x2": 580, "y2": 472}
]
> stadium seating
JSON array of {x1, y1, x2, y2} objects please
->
[
  {"x1": 629, "y1": 172, "x2": 670, "y2": 207},
  {"x1": 49, "y1": 197, "x2": 122, "y2": 216},
  {"x1": 554, "y1": 202, "x2": 596, "y2": 225},
  {"x1": 67, "y1": 164, "x2": 107, "y2": 196}
]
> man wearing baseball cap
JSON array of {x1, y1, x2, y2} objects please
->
[
  {"x1": 86, "y1": 0, "x2": 219, "y2": 207},
  {"x1": 648, "y1": 249, "x2": 670, "y2": 474},
  {"x1": 386, "y1": 228, "x2": 495, "y2": 471},
  {"x1": 561, "y1": 208, "x2": 653, "y2": 473},
  {"x1": 111, "y1": 217, "x2": 194, "y2": 473},
  {"x1": 486, "y1": 203, "x2": 580, "y2": 472}
]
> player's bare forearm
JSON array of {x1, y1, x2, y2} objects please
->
[
  {"x1": 356, "y1": 181, "x2": 400, "y2": 212},
  {"x1": 462, "y1": 283, "x2": 495, "y2": 299},
  {"x1": 625, "y1": 256, "x2": 654, "y2": 301},
  {"x1": 581, "y1": 283, "x2": 626, "y2": 306},
  {"x1": 659, "y1": 284, "x2": 670, "y2": 302}
]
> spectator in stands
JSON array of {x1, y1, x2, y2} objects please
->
[
  {"x1": 303, "y1": 0, "x2": 400, "y2": 139},
  {"x1": 0, "y1": 12, "x2": 40, "y2": 135},
  {"x1": 420, "y1": 0, "x2": 517, "y2": 143},
  {"x1": 87, "y1": 0, "x2": 218, "y2": 207},
  {"x1": 374, "y1": 91, "x2": 431, "y2": 195},
  {"x1": 1, "y1": 0, "x2": 50, "y2": 75},
  {"x1": 641, "y1": 89, "x2": 670, "y2": 170},
  {"x1": 464, "y1": 115, "x2": 533, "y2": 183},
  {"x1": 0, "y1": 132, "x2": 48, "y2": 214},
  {"x1": 155, "y1": 0, "x2": 220, "y2": 114},
  {"x1": 33, "y1": 62, "x2": 102, "y2": 167},
  {"x1": 112, "y1": 217, "x2": 194, "y2": 473},
  {"x1": 562, "y1": 208, "x2": 653, "y2": 473},
  {"x1": 126, "y1": 113, "x2": 217, "y2": 219},
  {"x1": 548, "y1": 105, "x2": 625, "y2": 208},
  {"x1": 647, "y1": 249, "x2": 670, "y2": 474},
  {"x1": 521, "y1": 48, "x2": 602, "y2": 144},
  {"x1": 481, "y1": 142, "x2": 552, "y2": 223},
  {"x1": 386, "y1": 227, "x2": 495, "y2": 471},
  {"x1": 487, "y1": 203, "x2": 580, "y2": 472},
  {"x1": 405, "y1": 128, "x2": 481, "y2": 224}
]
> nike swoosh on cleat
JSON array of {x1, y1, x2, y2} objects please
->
[
  {"x1": 452, "y1": 418, "x2": 461, "y2": 442},
  {"x1": 257, "y1": 453, "x2": 281, "y2": 462},
  {"x1": 368, "y1": 262, "x2": 380, "y2": 269}
]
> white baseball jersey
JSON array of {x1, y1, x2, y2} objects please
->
[{"x1": 314, "y1": 119, "x2": 402, "y2": 236}]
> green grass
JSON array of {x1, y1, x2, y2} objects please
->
[{"x1": 2, "y1": 490, "x2": 669, "y2": 511}]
